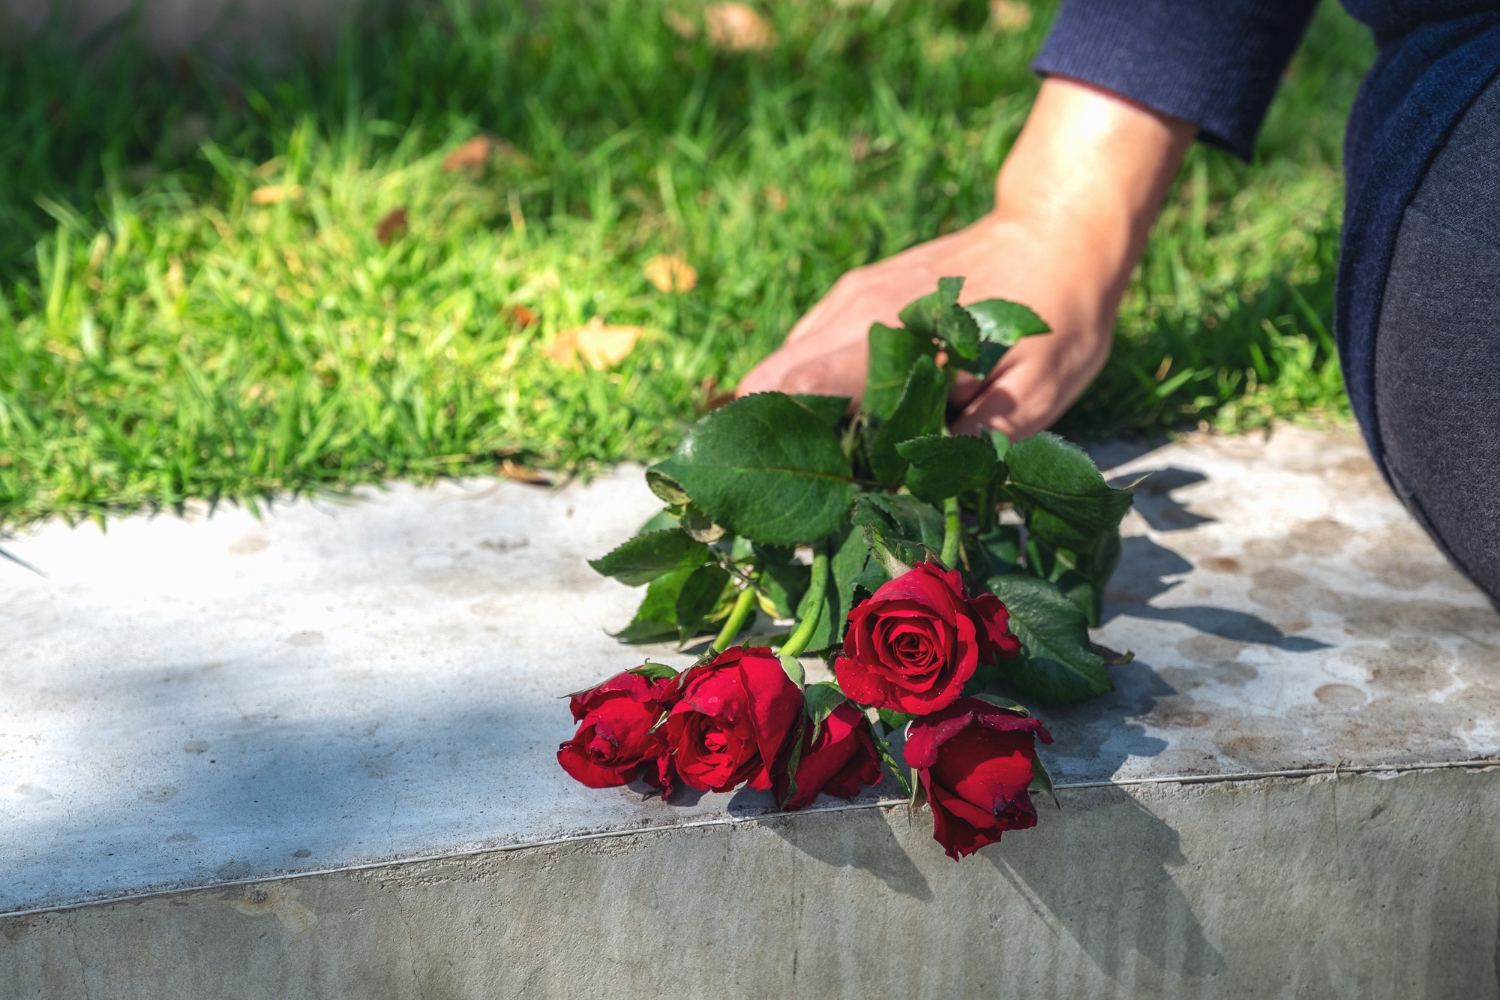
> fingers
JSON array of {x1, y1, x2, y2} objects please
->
[{"x1": 951, "y1": 332, "x2": 1110, "y2": 439}]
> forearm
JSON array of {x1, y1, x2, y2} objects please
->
[{"x1": 992, "y1": 76, "x2": 1196, "y2": 322}]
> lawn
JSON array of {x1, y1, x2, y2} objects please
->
[{"x1": 0, "y1": 0, "x2": 1375, "y2": 531}]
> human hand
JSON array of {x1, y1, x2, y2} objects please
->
[
  {"x1": 735, "y1": 210, "x2": 1116, "y2": 440},
  {"x1": 736, "y1": 78, "x2": 1195, "y2": 440}
]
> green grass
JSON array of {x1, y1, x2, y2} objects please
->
[{"x1": 0, "y1": 0, "x2": 1375, "y2": 530}]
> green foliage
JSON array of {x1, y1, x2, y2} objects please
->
[
  {"x1": 863, "y1": 323, "x2": 937, "y2": 421},
  {"x1": 988, "y1": 575, "x2": 1111, "y2": 703},
  {"x1": 0, "y1": 0, "x2": 1369, "y2": 530},
  {"x1": 896, "y1": 434, "x2": 999, "y2": 504},
  {"x1": 653, "y1": 393, "x2": 856, "y2": 546},
  {"x1": 868, "y1": 355, "x2": 948, "y2": 485},
  {"x1": 588, "y1": 528, "x2": 708, "y2": 586}
]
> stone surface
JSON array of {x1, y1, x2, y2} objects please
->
[{"x1": 3, "y1": 424, "x2": 1499, "y2": 997}]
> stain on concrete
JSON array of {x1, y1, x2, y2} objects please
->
[
  {"x1": 166, "y1": 831, "x2": 198, "y2": 844},
  {"x1": 1314, "y1": 684, "x2": 1366, "y2": 709},
  {"x1": 183, "y1": 739, "x2": 210, "y2": 754},
  {"x1": 138, "y1": 785, "x2": 179, "y2": 803},
  {"x1": 287, "y1": 630, "x2": 324, "y2": 647},
  {"x1": 228, "y1": 536, "x2": 269, "y2": 556},
  {"x1": 226, "y1": 884, "x2": 316, "y2": 934}
]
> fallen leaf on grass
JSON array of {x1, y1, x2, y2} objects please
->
[
  {"x1": 376, "y1": 208, "x2": 409, "y2": 245},
  {"x1": 251, "y1": 184, "x2": 303, "y2": 205},
  {"x1": 444, "y1": 135, "x2": 496, "y2": 172},
  {"x1": 545, "y1": 319, "x2": 645, "y2": 370},
  {"x1": 504, "y1": 304, "x2": 539, "y2": 327},
  {"x1": 497, "y1": 458, "x2": 552, "y2": 485},
  {"x1": 642, "y1": 254, "x2": 698, "y2": 293},
  {"x1": 663, "y1": 9, "x2": 698, "y2": 39},
  {"x1": 705, "y1": 3, "x2": 776, "y2": 52},
  {"x1": 443, "y1": 134, "x2": 533, "y2": 174},
  {"x1": 989, "y1": 0, "x2": 1032, "y2": 30}
]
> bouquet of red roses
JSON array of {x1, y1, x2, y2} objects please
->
[{"x1": 559, "y1": 278, "x2": 1133, "y2": 860}]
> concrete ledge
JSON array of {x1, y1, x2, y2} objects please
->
[
  {"x1": 4, "y1": 425, "x2": 1500, "y2": 996},
  {"x1": 7, "y1": 767, "x2": 1500, "y2": 998}
]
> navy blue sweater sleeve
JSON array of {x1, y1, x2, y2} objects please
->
[{"x1": 1033, "y1": 0, "x2": 1320, "y2": 159}]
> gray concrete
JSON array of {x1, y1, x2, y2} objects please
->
[{"x1": 3, "y1": 425, "x2": 1500, "y2": 997}]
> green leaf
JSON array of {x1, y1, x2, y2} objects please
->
[
  {"x1": 791, "y1": 393, "x2": 852, "y2": 427},
  {"x1": 1029, "y1": 754, "x2": 1060, "y2": 809},
  {"x1": 979, "y1": 523, "x2": 1021, "y2": 576},
  {"x1": 614, "y1": 565, "x2": 698, "y2": 643},
  {"x1": 869, "y1": 355, "x2": 947, "y2": 485},
  {"x1": 877, "y1": 708, "x2": 914, "y2": 732},
  {"x1": 1026, "y1": 529, "x2": 1121, "y2": 627},
  {"x1": 898, "y1": 277, "x2": 980, "y2": 362},
  {"x1": 589, "y1": 529, "x2": 709, "y2": 586},
  {"x1": 852, "y1": 493, "x2": 945, "y2": 573},
  {"x1": 986, "y1": 575, "x2": 1112, "y2": 703},
  {"x1": 871, "y1": 733, "x2": 912, "y2": 797},
  {"x1": 1004, "y1": 431, "x2": 1134, "y2": 550},
  {"x1": 636, "y1": 509, "x2": 680, "y2": 535},
  {"x1": 653, "y1": 393, "x2": 856, "y2": 546},
  {"x1": 863, "y1": 323, "x2": 937, "y2": 421},
  {"x1": 631, "y1": 662, "x2": 681, "y2": 682},
  {"x1": 757, "y1": 558, "x2": 811, "y2": 618},
  {"x1": 675, "y1": 564, "x2": 731, "y2": 641},
  {"x1": 965, "y1": 298, "x2": 1050, "y2": 378},
  {"x1": 970, "y1": 691, "x2": 1030, "y2": 714},
  {"x1": 778, "y1": 654, "x2": 806, "y2": 688},
  {"x1": 895, "y1": 434, "x2": 999, "y2": 504},
  {"x1": 646, "y1": 468, "x2": 691, "y2": 506},
  {"x1": 790, "y1": 529, "x2": 867, "y2": 654},
  {"x1": 804, "y1": 681, "x2": 847, "y2": 733},
  {"x1": 679, "y1": 503, "x2": 725, "y2": 543}
]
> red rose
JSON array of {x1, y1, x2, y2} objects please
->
[
  {"x1": 783, "y1": 702, "x2": 883, "y2": 811},
  {"x1": 834, "y1": 562, "x2": 1021, "y2": 715},
  {"x1": 903, "y1": 698, "x2": 1053, "y2": 860},
  {"x1": 666, "y1": 646, "x2": 802, "y2": 793},
  {"x1": 558, "y1": 668, "x2": 678, "y2": 790}
]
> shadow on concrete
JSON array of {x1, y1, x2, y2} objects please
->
[
  {"x1": 1104, "y1": 534, "x2": 1331, "y2": 652},
  {"x1": 1112, "y1": 467, "x2": 1216, "y2": 533},
  {"x1": 759, "y1": 805, "x2": 935, "y2": 902},
  {"x1": 985, "y1": 785, "x2": 1226, "y2": 980}
]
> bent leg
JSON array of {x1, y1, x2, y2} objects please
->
[{"x1": 1374, "y1": 78, "x2": 1500, "y2": 606}]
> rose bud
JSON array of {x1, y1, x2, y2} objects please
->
[
  {"x1": 834, "y1": 562, "x2": 1021, "y2": 715},
  {"x1": 783, "y1": 701, "x2": 883, "y2": 811},
  {"x1": 903, "y1": 698, "x2": 1053, "y2": 860},
  {"x1": 665, "y1": 646, "x2": 802, "y2": 793},
  {"x1": 558, "y1": 668, "x2": 679, "y2": 790}
]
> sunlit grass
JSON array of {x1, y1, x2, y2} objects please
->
[{"x1": 0, "y1": 0, "x2": 1375, "y2": 530}]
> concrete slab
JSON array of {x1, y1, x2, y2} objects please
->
[{"x1": 4, "y1": 424, "x2": 1500, "y2": 997}]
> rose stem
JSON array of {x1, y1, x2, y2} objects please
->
[
  {"x1": 778, "y1": 544, "x2": 830, "y2": 659},
  {"x1": 711, "y1": 582, "x2": 760, "y2": 653},
  {"x1": 940, "y1": 495, "x2": 961, "y2": 567}
]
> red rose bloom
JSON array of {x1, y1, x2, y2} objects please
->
[
  {"x1": 783, "y1": 702, "x2": 883, "y2": 811},
  {"x1": 834, "y1": 562, "x2": 1021, "y2": 715},
  {"x1": 903, "y1": 698, "x2": 1053, "y2": 860},
  {"x1": 666, "y1": 646, "x2": 802, "y2": 793},
  {"x1": 557, "y1": 669, "x2": 678, "y2": 790}
]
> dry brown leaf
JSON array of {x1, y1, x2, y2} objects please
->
[
  {"x1": 762, "y1": 185, "x2": 788, "y2": 212},
  {"x1": 443, "y1": 135, "x2": 495, "y2": 173},
  {"x1": 376, "y1": 207, "x2": 409, "y2": 246},
  {"x1": 989, "y1": 0, "x2": 1033, "y2": 31},
  {"x1": 663, "y1": 9, "x2": 698, "y2": 39},
  {"x1": 504, "y1": 304, "x2": 539, "y2": 328},
  {"x1": 251, "y1": 184, "x2": 303, "y2": 205},
  {"x1": 545, "y1": 319, "x2": 645, "y2": 370},
  {"x1": 497, "y1": 459, "x2": 552, "y2": 485},
  {"x1": 704, "y1": 3, "x2": 776, "y2": 52},
  {"x1": 642, "y1": 254, "x2": 699, "y2": 293}
]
